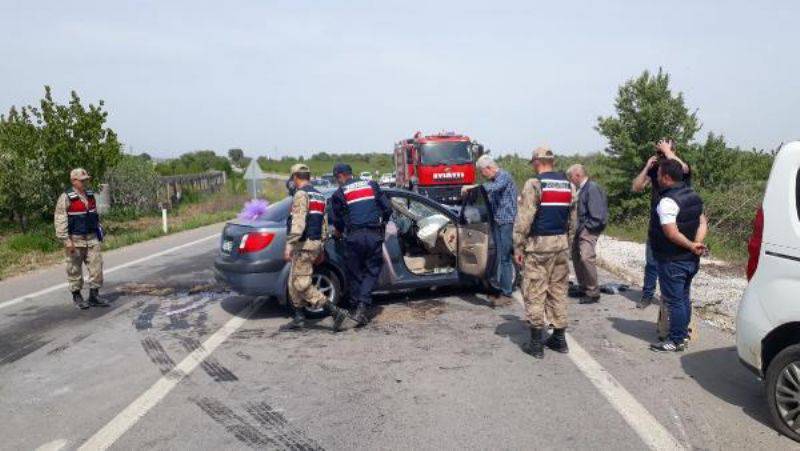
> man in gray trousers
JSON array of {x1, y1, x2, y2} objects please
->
[{"x1": 567, "y1": 164, "x2": 608, "y2": 304}]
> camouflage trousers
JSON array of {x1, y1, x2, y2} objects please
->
[
  {"x1": 289, "y1": 241, "x2": 327, "y2": 310},
  {"x1": 65, "y1": 240, "x2": 103, "y2": 292},
  {"x1": 522, "y1": 249, "x2": 569, "y2": 329}
]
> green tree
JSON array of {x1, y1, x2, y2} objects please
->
[
  {"x1": 106, "y1": 154, "x2": 160, "y2": 215},
  {"x1": 596, "y1": 69, "x2": 701, "y2": 219},
  {"x1": 34, "y1": 86, "x2": 122, "y2": 200},
  {"x1": 0, "y1": 107, "x2": 50, "y2": 230},
  {"x1": 228, "y1": 148, "x2": 244, "y2": 164}
]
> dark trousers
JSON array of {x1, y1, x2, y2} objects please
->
[
  {"x1": 643, "y1": 240, "x2": 659, "y2": 299},
  {"x1": 344, "y1": 228, "x2": 384, "y2": 307},
  {"x1": 656, "y1": 258, "x2": 699, "y2": 343}
]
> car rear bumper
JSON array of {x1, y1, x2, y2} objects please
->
[{"x1": 214, "y1": 255, "x2": 288, "y2": 301}]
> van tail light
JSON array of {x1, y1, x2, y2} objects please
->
[
  {"x1": 239, "y1": 231, "x2": 275, "y2": 254},
  {"x1": 746, "y1": 207, "x2": 764, "y2": 281}
]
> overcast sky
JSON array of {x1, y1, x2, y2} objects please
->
[{"x1": 2, "y1": 1, "x2": 798, "y2": 158}]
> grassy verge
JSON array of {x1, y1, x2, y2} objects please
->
[{"x1": 0, "y1": 179, "x2": 286, "y2": 280}]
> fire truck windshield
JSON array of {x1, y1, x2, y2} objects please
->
[{"x1": 419, "y1": 142, "x2": 471, "y2": 165}]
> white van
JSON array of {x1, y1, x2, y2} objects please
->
[{"x1": 736, "y1": 140, "x2": 800, "y2": 441}]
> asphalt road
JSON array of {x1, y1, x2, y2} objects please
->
[{"x1": 0, "y1": 223, "x2": 796, "y2": 450}]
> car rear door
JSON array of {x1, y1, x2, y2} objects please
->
[{"x1": 457, "y1": 187, "x2": 495, "y2": 277}]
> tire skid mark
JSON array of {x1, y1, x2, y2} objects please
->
[
  {"x1": 245, "y1": 401, "x2": 324, "y2": 451},
  {"x1": 194, "y1": 397, "x2": 283, "y2": 448},
  {"x1": 140, "y1": 336, "x2": 176, "y2": 375},
  {"x1": 180, "y1": 337, "x2": 238, "y2": 382},
  {"x1": 194, "y1": 397, "x2": 323, "y2": 450},
  {"x1": 162, "y1": 312, "x2": 191, "y2": 331},
  {"x1": 134, "y1": 304, "x2": 159, "y2": 330}
]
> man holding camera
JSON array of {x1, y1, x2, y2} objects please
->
[{"x1": 631, "y1": 139, "x2": 691, "y2": 310}]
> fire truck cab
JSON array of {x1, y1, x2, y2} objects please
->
[{"x1": 394, "y1": 131, "x2": 484, "y2": 205}]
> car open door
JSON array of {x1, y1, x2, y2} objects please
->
[{"x1": 457, "y1": 187, "x2": 494, "y2": 277}]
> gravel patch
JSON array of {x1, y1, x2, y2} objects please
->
[{"x1": 596, "y1": 235, "x2": 746, "y2": 332}]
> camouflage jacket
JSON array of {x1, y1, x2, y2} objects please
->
[
  {"x1": 287, "y1": 189, "x2": 328, "y2": 250},
  {"x1": 512, "y1": 178, "x2": 577, "y2": 255}
]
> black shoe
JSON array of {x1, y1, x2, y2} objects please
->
[
  {"x1": 545, "y1": 328, "x2": 569, "y2": 353},
  {"x1": 522, "y1": 327, "x2": 545, "y2": 359},
  {"x1": 579, "y1": 295, "x2": 600, "y2": 305},
  {"x1": 636, "y1": 296, "x2": 654, "y2": 309},
  {"x1": 352, "y1": 304, "x2": 370, "y2": 327},
  {"x1": 72, "y1": 291, "x2": 89, "y2": 310},
  {"x1": 280, "y1": 310, "x2": 306, "y2": 331},
  {"x1": 568, "y1": 285, "x2": 586, "y2": 299},
  {"x1": 87, "y1": 288, "x2": 109, "y2": 307}
]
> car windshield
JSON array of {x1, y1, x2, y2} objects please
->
[{"x1": 419, "y1": 141, "x2": 471, "y2": 165}]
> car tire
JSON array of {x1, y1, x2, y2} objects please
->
[
  {"x1": 285, "y1": 267, "x2": 343, "y2": 319},
  {"x1": 766, "y1": 343, "x2": 800, "y2": 442}
]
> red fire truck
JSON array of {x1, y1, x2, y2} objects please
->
[{"x1": 394, "y1": 131, "x2": 484, "y2": 204}]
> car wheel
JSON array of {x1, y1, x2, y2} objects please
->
[
  {"x1": 766, "y1": 344, "x2": 800, "y2": 442},
  {"x1": 286, "y1": 267, "x2": 342, "y2": 319}
]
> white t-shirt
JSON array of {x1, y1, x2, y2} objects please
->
[{"x1": 656, "y1": 197, "x2": 680, "y2": 225}]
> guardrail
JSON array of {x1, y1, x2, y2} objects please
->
[{"x1": 159, "y1": 170, "x2": 227, "y2": 206}]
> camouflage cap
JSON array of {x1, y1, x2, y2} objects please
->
[
  {"x1": 70, "y1": 168, "x2": 91, "y2": 180},
  {"x1": 289, "y1": 163, "x2": 311, "y2": 176},
  {"x1": 530, "y1": 145, "x2": 555, "y2": 162}
]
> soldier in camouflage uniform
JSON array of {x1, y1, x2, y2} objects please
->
[
  {"x1": 513, "y1": 147, "x2": 577, "y2": 359},
  {"x1": 281, "y1": 164, "x2": 351, "y2": 331},
  {"x1": 54, "y1": 168, "x2": 108, "y2": 309}
]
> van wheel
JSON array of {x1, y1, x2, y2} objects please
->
[
  {"x1": 766, "y1": 344, "x2": 800, "y2": 442},
  {"x1": 285, "y1": 268, "x2": 342, "y2": 319}
]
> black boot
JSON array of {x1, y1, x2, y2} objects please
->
[
  {"x1": 352, "y1": 304, "x2": 370, "y2": 327},
  {"x1": 280, "y1": 310, "x2": 306, "y2": 331},
  {"x1": 72, "y1": 291, "x2": 89, "y2": 310},
  {"x1": 523, "y1": 327, "x2": 544, "y2": 359},
  {"x1": 545, "y1": 328, "x2": 569, "y2": 353},
  {"x1": 324, "y1": 301, "x2": 352, "y2": 332},
  {"x1": 87, "y1": 288, "x2": 109, "y2": 307}
]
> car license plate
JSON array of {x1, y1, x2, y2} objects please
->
[{"x1": 221, "y1": 240, "x2": 234, "y2": 254}]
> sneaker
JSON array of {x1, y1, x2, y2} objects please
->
[
  {"x1": 636, "y1": 296, "x2": 654, "y2": 309},
  {"x1": 649, "y1": 340, "x2": 686, "y2": 353}
]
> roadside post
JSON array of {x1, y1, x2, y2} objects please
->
[
  {"x1": 162, "y1": 207, "x2": 168, "y2": 233},
  {"x1": 243, "y1": 159, "x2": 267, "y2": 200}
]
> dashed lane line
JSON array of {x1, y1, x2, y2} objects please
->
[
  {"x1": 77, "y1": 296, "x2": 266, "y2": 450},
  {"x1": 0, "y1": 234, "x2": 219, "y2": 312},
  {"x1": 512, "y1": 294, "x2": 685, "y2": 450}
]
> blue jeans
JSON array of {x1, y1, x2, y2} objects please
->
[
  {"x1": 494, "y1": 223, "x2": 514, "y2": 296},
  {"x1": 657, "y1": 258, "x2": 699, "y2": 343},
  {"x1": 643, "y1": 240, "x2": 659, "y2": 299}
]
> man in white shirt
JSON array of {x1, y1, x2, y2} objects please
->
[{"x1": 647, "y1": 159, "x2": 708, "y2": 352}]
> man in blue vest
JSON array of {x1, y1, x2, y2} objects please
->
[
  {"x1": 648, "y1": 159, "x2": 707, "y2": 352},
  {"x1": 54, "y1": 168, "x2": 108, "y2": 309},
  {"x1": 513, "y1": 147, "x2": 577, "y2": 359},
  {"x1": 281, "y1": 164, "x2": 351, "y2": 331},
  {"x1": 330, "y1": 163, "x2": 392, "y2": 326}
]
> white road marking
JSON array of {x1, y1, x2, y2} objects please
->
[
  {"x1": 512, "y1": 294, "x2": 685, "y2": 450},
  {"x1": 0, "y1": 233, "x2": 219, "y2": 311},
  {"x1": 78, "y1": 297, "x2": 265, "y2": 451},
  {"x1": 35, "y1": 439, "x2": 68, "y2": 451}
]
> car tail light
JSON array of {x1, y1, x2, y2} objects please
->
[
  {"x1": 746, "y1": 207, "x2": 764, "y2": 281},
  {"x1": 239, "y1": 231, "x2": 275, "y2": 254}
]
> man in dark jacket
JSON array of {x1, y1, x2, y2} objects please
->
[
  {"x1": 648, "y1": 159, "x2": 707, "y2": 352},
  {"x1": 330, "y1": 163, "x2": 392, "y2": 326},
  {"x1": 567, "y1": 164, "x2": 608, "y2": 304}
]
